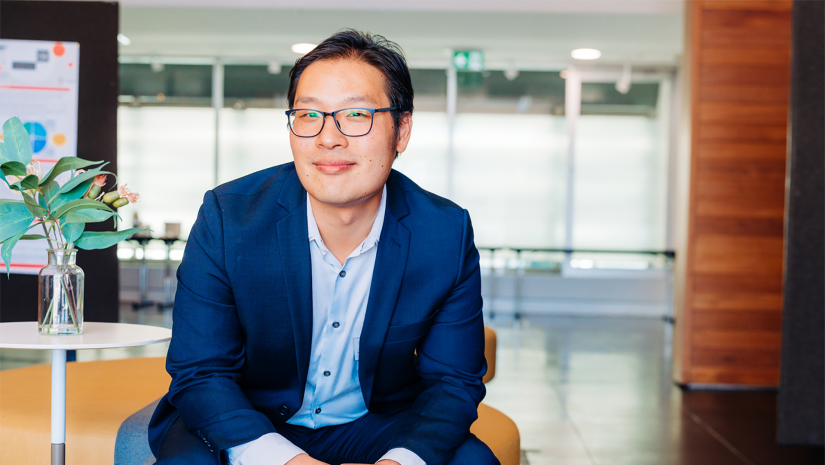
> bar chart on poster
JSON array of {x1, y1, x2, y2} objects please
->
[{"x1": 0, "y1": 39, "x2": 79, "y2": 274}]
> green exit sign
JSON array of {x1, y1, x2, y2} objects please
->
[{"x1": 452, "y1": 50, "x2": 484, "y2": 72}]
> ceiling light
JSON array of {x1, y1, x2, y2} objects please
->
[
  {"x1": 117, "y1": 34, "x2": 131, "y2": 46},
  {"x1": 571, "y1": 48, "x2": 601, "y2": 60},
  {"x1": 267, "y1": 60, "x2": 282, "y2": 75},
  {"x1": 291, "y1": 43, "x2": 317, "y2": 54}
]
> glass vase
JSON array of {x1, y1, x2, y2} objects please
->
[{"x1": 38, "y1": 249, "x2": 84, "y2": 335}]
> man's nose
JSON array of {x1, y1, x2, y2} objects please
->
[{"x1": 317, "y1": 114, "x2": 347, "y2": 149}]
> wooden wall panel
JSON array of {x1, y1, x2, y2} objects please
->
[{"x1": 676, "y1": 0, "x2": 792, "y2": 386}]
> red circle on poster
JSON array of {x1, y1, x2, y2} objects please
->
[{"x1": 53, "y1": 43, "x2": 65, "y2": 57}]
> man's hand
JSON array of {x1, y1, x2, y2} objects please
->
[{"x1": 287, "y1": 453, "x2": 328, "y2": 465}]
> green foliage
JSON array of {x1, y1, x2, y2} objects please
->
[
  {"x1": 53, "y1": 199, "x2": 114, "y2": 220},
  {"x1": 1, "y1": 117, "x2": 33, "y2": 166},
  {"x1": 21, "y1": 192, "x2": 46, "y2": 218},
  {"x1": 0, "y1": 200, "x2": 35, "y2": 244},
  {"x1": 11, "y1": 174, "x2": 40, "y2": 191},
  {"x1": 0, "y1": 161, "x2": 27, "y2": 188},
  {"x1": 76, "y1": 228, "x2": 149, "y2": 250},
  {"x1": 0, "y1": 117, "x2": 139, "y2": 274},
  {"x1": 62, "y1": 222, "x2": 84, "y2": 244},
  {"x1": 2, "y1": 230, "x2": 26, "y2": 276},
  {"x1": 39, "y1": 157, "x2": 103, "y2": 187},
  {"x1": 51, "y1": 165, "x2": 112, "y2": 202},
  {"x1": 61, "y1": 208, "x2": 118, "y2": 224}
]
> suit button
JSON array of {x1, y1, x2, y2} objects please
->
[
  {"x1": 279, "y1": 405, "x2": 290, "y2": 416},
  {"x1": 315, "y1": 407, "x2": 322, "y2": 414},
  {"x1": 323, "y1": 370, "x2": 331, "y2": 377},
  {"x1": 332, "y1": 322, "x2": 340, "y2": 328}
]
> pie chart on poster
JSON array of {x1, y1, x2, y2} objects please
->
[{"x1": 23, "y1": 122, "x2": 47, "y2": 153}]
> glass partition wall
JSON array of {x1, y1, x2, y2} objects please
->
[{"x1": 116, "y1": 59, "x2": 673, "y2": 270}]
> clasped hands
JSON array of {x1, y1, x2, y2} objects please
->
[{"x1": 287, "y1": 453, "x2": 401, "y2": 465}]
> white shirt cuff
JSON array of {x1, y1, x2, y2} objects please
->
[
  {"x1": 227, "y1": 432, "x2": 306, "y2": 465},
  {"x1": 379, "y1": 447, "x2": 426, "y2": 465}
]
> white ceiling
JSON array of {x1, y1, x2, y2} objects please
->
[
  {"x1": 120, "y1": 0, "x2": 685, "y2": 15},
  {"x1": 119, "y1": 2, "x2": 684, "y2": 69}
]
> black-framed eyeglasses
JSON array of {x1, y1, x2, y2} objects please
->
[{"x1": 285, "y1": 107, "x2": 396, "y2": 138}]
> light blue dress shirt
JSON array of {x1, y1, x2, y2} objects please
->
[{"x1": 227, "y1": 186, "x2": 424, "y2": 465}]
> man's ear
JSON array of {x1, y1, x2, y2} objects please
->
[{"x1": 394, "y1": 112, "x2": 413, "y2": 154}]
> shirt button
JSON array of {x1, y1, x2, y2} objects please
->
[
  {"x1": 339, "y1": 270, "x2": 346, "y2": 278},
  {"x1": 315, "y1": 407, "x2": 322, "y2": 414},
  {"x1": 332, "y1": 322, "x2": 340, "y2": 328},
  {"x1": 324, "y1": 370, "x2": 331, "y2": 377}
]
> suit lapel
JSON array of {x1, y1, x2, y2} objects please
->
[
  {"x1": 276, "y1": 168, "x2": 313, "y2": 392},
  {"x1": 360, "y1": 173, "x2": 410, "y2": 407}
]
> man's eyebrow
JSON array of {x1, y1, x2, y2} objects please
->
[
  {"x1": 294, "y1": 95, "x2": 380, "y2": 107},
  {"x1": 341, "y1": 95, "x2": 377, "y2": 105},
  {"x1": 294, "y1": 96, "x2": 322, "y2": 105}
]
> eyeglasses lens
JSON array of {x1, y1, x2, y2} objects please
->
[{"x1": 289, "y1": 109, "x2": 373, "y2": 137}]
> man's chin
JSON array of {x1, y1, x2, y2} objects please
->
[{"x1": 308, "y1": 189, "x2": 361, "y2": 208}]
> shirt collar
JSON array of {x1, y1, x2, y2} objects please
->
[{"x1": 307, "y1": 184, "x2": 387, "y2": 259}]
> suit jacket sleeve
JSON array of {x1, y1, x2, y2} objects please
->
[
  {"x1": 387, "y1": 209, "x2": 488, "y2": 465},
  {"x1": 165, "y1": 190, "x2": 277, "y2": 460}
]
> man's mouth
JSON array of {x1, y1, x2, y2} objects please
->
[{"x1": 313, "y1": 159, "x2": 356, "y2": 174}]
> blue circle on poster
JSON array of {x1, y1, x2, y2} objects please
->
[{"x1": 23, "y1": 122, "x2": 47, "y2": 153}]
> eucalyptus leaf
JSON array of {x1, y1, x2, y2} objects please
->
[
  {"x1": 1, "y1": 230, "x2": 25, "y2": 276},
  {"x1": 39, "y1": 157, "x2": 104, "y2": 186},
  {"x1": 0, "y1": 200, "x2": 35, "y2": 244},
  {"x1": 61, "y1": 208, "x2": 118, "y2": 224},
  {"x1": 0, "y1": 160, "x2": 27, "y2": 188},
  {"x1": 10, "y1": 174, "x2": 39, "y2": 191},
  {"x1": 52, "y1": 165, "x2": 111, "y2": 200},
  {"x1": 52, "y1": 177, "x2": 94, "y2": 211},
  {"x1": 21, "y1": 192, "x2": 46, "y2": 218},
  {"x1": 53, "y1": 199, "x2": 114, "y2": 220},
  {"x1": 20, "y1": 234, "x2": 48, "y2": 240},
  {"x1": 75, "y1": 228, "x2": 149, "y2": 250},
  {"x1": 39, "y1": 181, "x2": 60, "y2": 210},
  {"x1": 2, "y1": 117, "x2": 33, "y2": 165},
  {"x1": 1, "y1": 161, "x2": 27, "y2": 177},
  {"x1": 62, "y1": 222, "x2": 84, "y2": 244}
]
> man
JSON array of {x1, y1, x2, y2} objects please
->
[{"x1": 148, "y1": 30, "x2": 497, "y2": 465}]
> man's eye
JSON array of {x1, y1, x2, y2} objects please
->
[
  {"x1": 306, "y1": 112, "x2": 321, "y2": 118},
  {"x1": 347, "y1": 111, "x2": 368, "y2": 117}
]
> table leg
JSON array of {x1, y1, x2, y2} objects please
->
[{"x1": 51, "y1": 349, "x2": 66, "y2": 465}]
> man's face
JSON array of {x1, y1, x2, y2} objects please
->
[{"x1": 290, "y1": 58, "x2": 411, "y2": 207}]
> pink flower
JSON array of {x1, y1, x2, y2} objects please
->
[
  {"x1": 93, "y1": 174, "x2": 107, "y2": 187},
  {"x1": 118, "y1": 184, "x2": 140, "y2": 204}
]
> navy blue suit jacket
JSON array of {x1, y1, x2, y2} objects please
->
[{"x1": 148, "y1": 163, "x2": 487, "y2": 465}]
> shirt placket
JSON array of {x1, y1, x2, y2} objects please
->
[{"x1": 310, "y1": 253, "x2": 348, "y2": 424}]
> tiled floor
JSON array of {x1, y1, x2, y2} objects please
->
[
  {"x1": 482, "y1": 315, "x2": 824, "y2": 465},
  {"x1": 1, "y1": 311, "x2": 822, "y2": 465}
]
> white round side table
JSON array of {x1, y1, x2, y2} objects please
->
[{"x1": 0, "y1": 322, "x2": 172, "y2": 465}]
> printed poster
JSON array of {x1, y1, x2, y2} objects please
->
[{"x1": 0, "y1": 39, "x2": 80, "y2": 274}]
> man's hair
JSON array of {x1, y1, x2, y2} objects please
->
[{"x1": 287, "y1": 29, "x2": 414, "y2": 133}]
